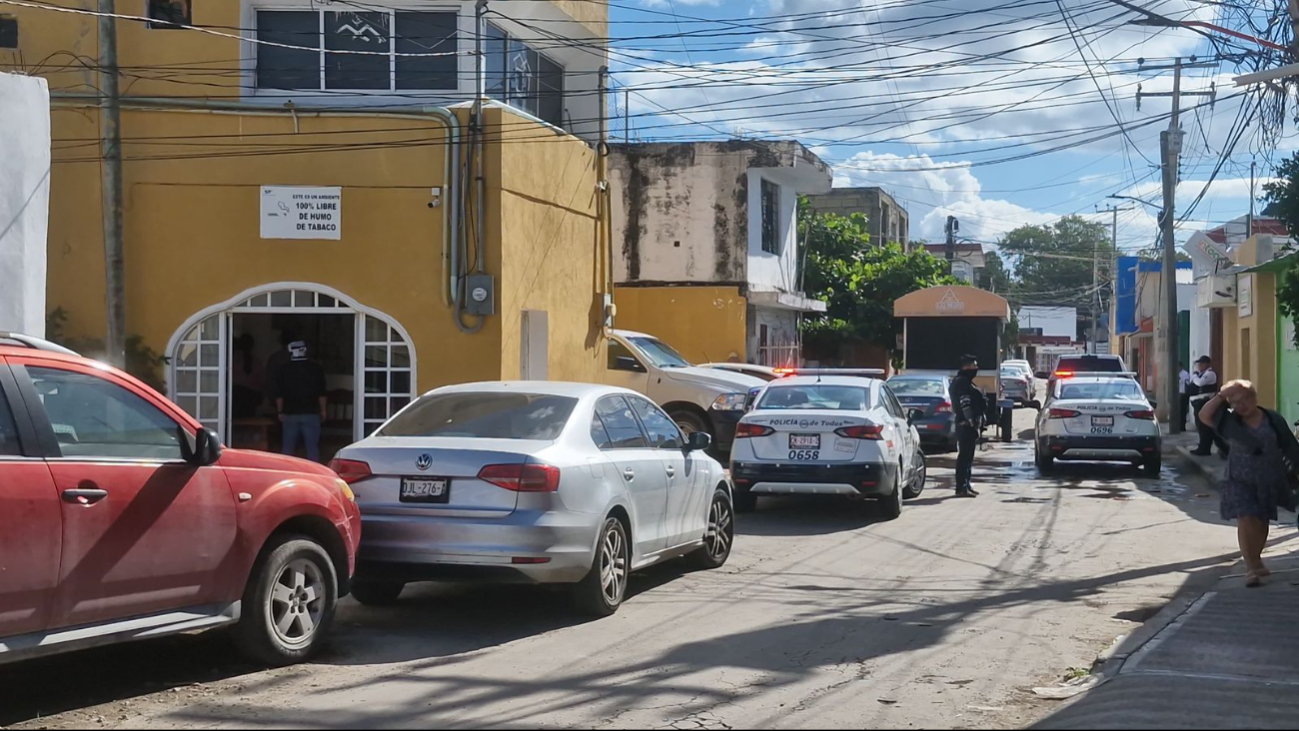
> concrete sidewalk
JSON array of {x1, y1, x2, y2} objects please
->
[
  {"x1": 1035, "y1": 561, "x2": 1299, "y2": 729},
  {"x1": 1034, "y1": 425, "x2": 1299, "y2": 730}
]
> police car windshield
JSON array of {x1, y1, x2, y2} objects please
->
[
  {"x1": 756, "y1": 385, "x2": 872, "y2": 411},
  {"x1": 1057, "y1": 380, "x2": 1144, "y2": 401},
  {"x1": 887, "y1": 378, "x2": 945, "y2": 396},
  {"x1": 627, "y1": 337, "x2": 691, "y2": 368}
]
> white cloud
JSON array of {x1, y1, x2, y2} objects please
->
[{"x1": 831, "y1": 151, "x2": 1060, "y2": 242}]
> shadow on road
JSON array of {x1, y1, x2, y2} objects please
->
[{"x1": 143, "y1": 551, "x2": 1256, "y2": 730}]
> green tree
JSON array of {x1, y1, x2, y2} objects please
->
[
  {"x1": 977, "y1": 250, "x2": 1013, "y2": 295},
  {"x1": 1263, "y1": 153, "x2": 1299, "y2": 239},
  {"x1": 799, "y1": 201, "x2": 957, "y2": 358},
  {"x1": 998, "y1": 216, "x2": 1114, "y2": 304},
  {"x1": 1262, "y1": 153, "x2": 1299, "y2": 347}
]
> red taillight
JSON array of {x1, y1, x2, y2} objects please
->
[
  {"x1": 511, "y1": 557, "x2": 552, "y2": 565},
  {"x1": 935, "y1": 401, "x2": 952, "y2": 413},
  {"x1": 736, "y1": 423, "x2": 776, "y2": 438},
  {"x1": 1126, "y1": 410, "x2": 1156, "y2": 420},
  {"x1": 835, "y1": 424, "x2": 885, "y2": 440},
  {"x1": 1049, "y1": 408, "x2": 1081, "y2": 419},
  {"x1": 329, "y1": 458, "x2": 372, "y2": 484},
  {"x1": 477, "y1": 463, "x2": 560, "y2": 492}
]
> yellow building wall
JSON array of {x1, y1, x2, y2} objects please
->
[
  {"x1": 7, "y1": 1, "x2": 607, "y2": 398},
  {"x1": 613, "y1": 286, "x2": 748, "y2": 364},
  {"x1": 1226, "y1": 274, "x2": 1278, "y2": 409},
  {"x1": 488, "y1": 107, "x2": 606, "y2": 383}
]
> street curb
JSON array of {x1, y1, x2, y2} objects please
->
[{"x1": 1173, "y1": 445, "x2": 1223, "y2": 482}]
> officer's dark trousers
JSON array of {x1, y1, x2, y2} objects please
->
[
  {"x1": 956, "y1": 424, "x2": 979, "y2": 490},
  {"x1": 1192, "y1": 398, "x2": 1229, "y2": 454}
]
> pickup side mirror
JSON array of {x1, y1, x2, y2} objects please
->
[
  {"x1": 907, "y1": 408, "x2": 924, "y2": 424},
  {"x1": 184, "y1": 427, "x2": 223, "y2": 467},
  {"x1": 613, "y1": 355, "x2": 647, "y2": 373},
  {"x1": 686, "y1": 431, "x2": 712, "y2": 452}
]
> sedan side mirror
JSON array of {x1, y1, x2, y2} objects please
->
[
  {"x1": 686, "y1": 431, "x2": 712, "y2": 452},
  {"x1": 613, "y1": 355, "x2": 647, "y2": 373},
  {"x1": 1035, "y1": 371, "x2": 1048, "y2": 379},
  {"x1": 185, "y1": 427, "x2": 223, "y2": 467},
  {"x1": 907, "y1": 408, "x2": 924, "y2": 424}
]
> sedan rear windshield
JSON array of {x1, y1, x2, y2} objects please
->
[
  {"x1": 887, "y1": 378, "x2": 946, "y2": 397},
  {"x1": 378, "y1": 393, "x2": 578, "y2": 440},
  {"x1": 756, "y1": 385, "x2": 871, "y2": 411},
  {"x1": 1058, "y1": 381, "x2": 1145, "y2": 401}
]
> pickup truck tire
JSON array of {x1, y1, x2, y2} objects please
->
[{"x1": 669, "y1": 409, "x2": 710, "y2": 440}]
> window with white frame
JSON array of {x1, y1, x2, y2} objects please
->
[
  {"x1": 484, "y1": 22, "x2": 565, "y2": 127},
  {"x1": 255, "y1": 9, "x2": 459, "y2": 91}
]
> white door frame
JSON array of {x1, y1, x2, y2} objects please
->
[{"x1": 166, "y1": 282, "x2": 417, "y2": 443}]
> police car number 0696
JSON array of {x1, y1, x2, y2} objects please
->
[{"x1": 789, "y1": 450, "x2": 820, "y2": 461}]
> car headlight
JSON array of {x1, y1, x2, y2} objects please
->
[{"x1": 711, "y1": 393, "x2": 749, "y2": 411}]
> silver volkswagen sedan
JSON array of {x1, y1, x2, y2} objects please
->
[{"x1": 330, "y1": 382, "x2": 734, "y2": 616}]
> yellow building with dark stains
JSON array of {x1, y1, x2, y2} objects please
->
[{"x1": 2, "y1": 0, "x2": 611, "y2": 451}]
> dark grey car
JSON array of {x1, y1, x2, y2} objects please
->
[{"x1": 886, "y1": 374, "x2": 957, "y2": 451}]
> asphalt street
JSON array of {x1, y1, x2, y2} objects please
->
[{"x1": 3, "y1": 410, "x2": 1241, "y2": 730}]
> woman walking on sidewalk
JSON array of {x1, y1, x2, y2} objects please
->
[{"x1": 1199, "y1": 380, "x2": 1299, "y2": 587}]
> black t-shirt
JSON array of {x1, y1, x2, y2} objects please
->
[{"x1": 274, "y1": 360, "x2": 327, "y2": 415}]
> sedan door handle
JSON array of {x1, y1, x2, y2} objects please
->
[
  {"x1": 623, "y1": 468, "x2": 635, "y2": 481},
  {"x1": 62, "y1": 488, "x2": 109, "y2": 505},
  {"x1": 665, "y1": 466, "x2": 676, "y2": 478}
]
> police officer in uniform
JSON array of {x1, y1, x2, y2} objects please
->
[{"x1": 949, "y1": 354, "x2": 986, "y2": 498}]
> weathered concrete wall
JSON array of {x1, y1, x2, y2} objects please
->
[
  {"x1": 807, "y1": 186, "x2": 910, "y2": 246},
  {"x1": 610, "y1": 140, "x2": 831, "y2": 294},
  {"x1": 0, "y1": 73, "x2": 50, "y2": 336},
  {"x1": 609, "y1": 143, "x2": 749, "y2": 286}
]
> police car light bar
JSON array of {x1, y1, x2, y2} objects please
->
[
  {"x1": 779, "y1": 368, "x2": 887, "y2": 378},
  {"x1": 1054, "y1": 371, "x2": 1138, "y2": 378}
]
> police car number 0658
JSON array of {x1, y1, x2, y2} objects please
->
[{"x1": 789, "y1": 450, "x2": 821, "y2": 461}]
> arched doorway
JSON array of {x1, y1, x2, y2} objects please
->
[{"x1": 167, "y1": 283, "x2": 416, "y2": 448}]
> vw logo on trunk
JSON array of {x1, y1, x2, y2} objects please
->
[{"x1": 415, "y1": 454, "x2": 433, "y2": 471}]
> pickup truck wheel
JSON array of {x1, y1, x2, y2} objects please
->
[
  {"x1": 233, "y1": 535, "x2": 338, "y2": 667},
  {"x1": 669, "y1": 409, "x2": 710, "y2": 440}
]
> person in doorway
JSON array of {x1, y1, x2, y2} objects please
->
[
  {"x1": 231, "y1": 333, "x2": 264, "y2": 419},
  {"x1": 274, "y1": 340, "x2": 328, "y2": 462},
  {"x1": 1198, "y1": 380, "x2": 1299, "y2": 587},
  {"x1": 948, "y1": 354, "x2": 986, "y2": 498},
  {"x1": 1190, "y1": 355, "x2": 1229, "y2": 457},
  {"x1": 1178, "y1": 363, "x2": 1192, "y2": 429}
]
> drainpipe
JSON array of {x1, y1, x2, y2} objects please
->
[{"x1": 50, "y1": 93, "x2": 461, "y2": 308}]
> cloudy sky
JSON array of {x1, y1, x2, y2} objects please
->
[{"x1": 603, "y1": 0, "x2": 1294, "y2": 251}]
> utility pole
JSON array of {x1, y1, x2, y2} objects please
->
[
  {"x1": 1137, "y1": 58, "x2": 1215, "y2": 433},
  {"x1": 945, "y1": 215, "x2": 959, "y2": 278},
  {"x1": 1094, "y1": 204, "x2": 1133, "y2": 355},
  {"x1": 99, "y1": 0, "x2": 125, "y2": 367},
  {"x1": 1249, "y1": 159, "x2": 1257, "y2": 239}
]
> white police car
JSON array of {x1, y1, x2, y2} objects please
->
[
  {"x1": 1034, "y1": 372, "x2": 1161, "y2": 475},
  {"x1": 729, "y1": 371, "x2": 927, "y2": 520}
]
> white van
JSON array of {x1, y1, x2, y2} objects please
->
[{"x1": 605, "y1": 330, "x2": 765, "y2": 454}]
